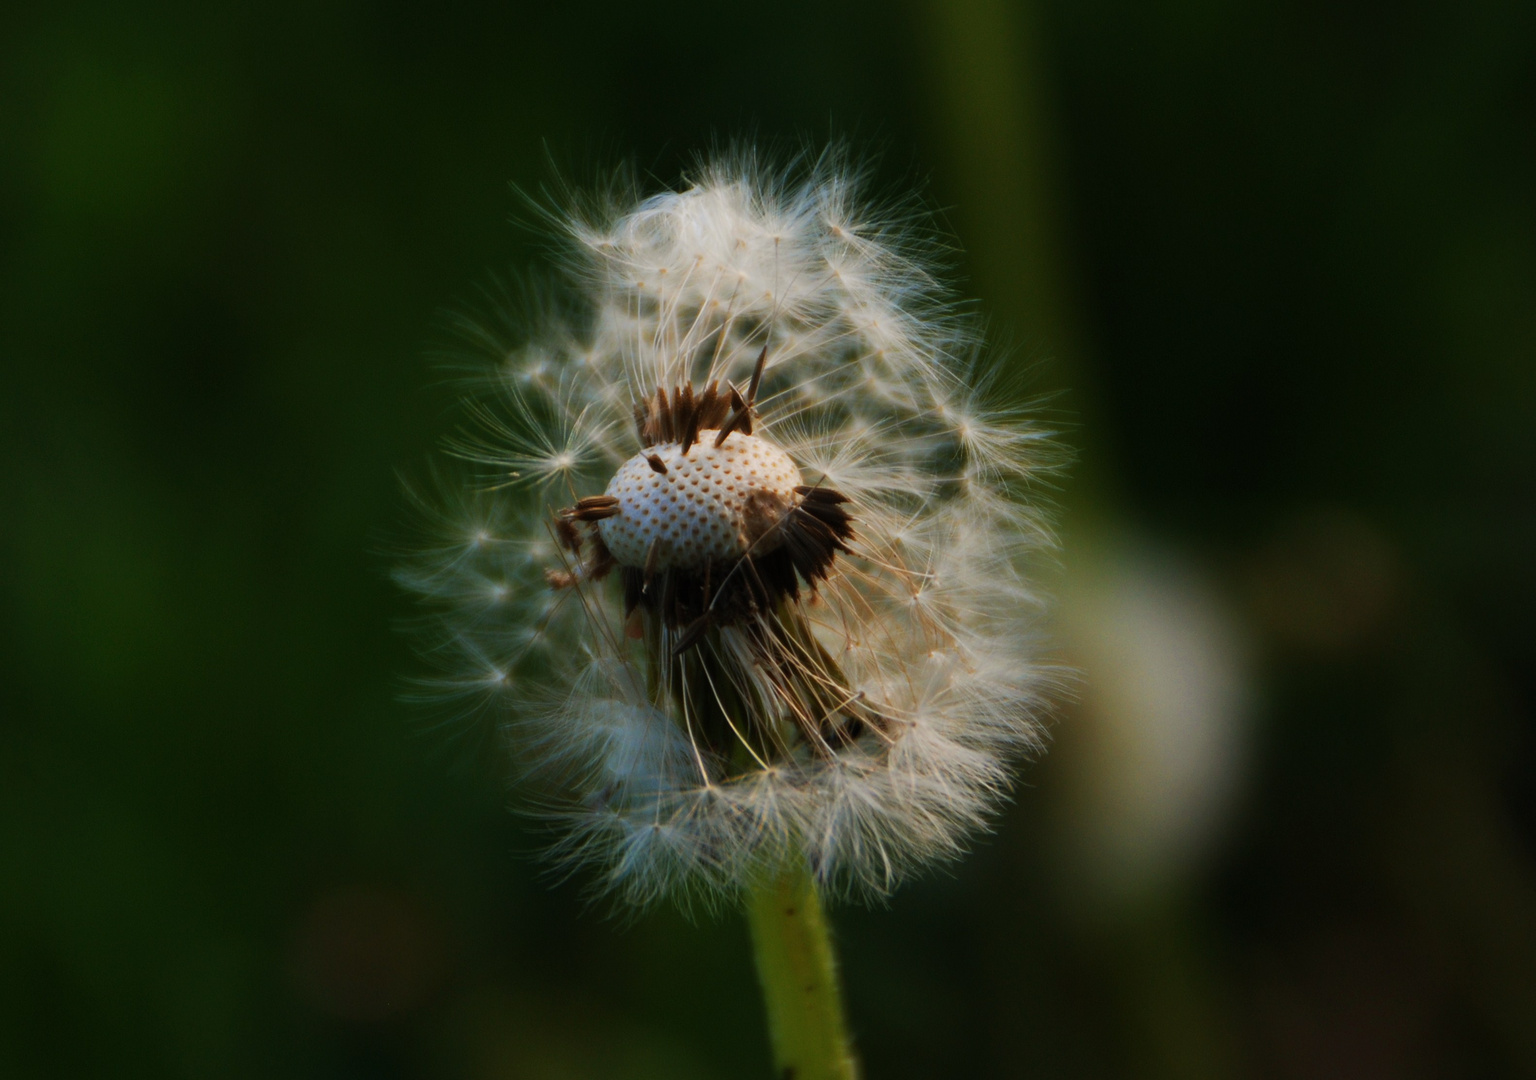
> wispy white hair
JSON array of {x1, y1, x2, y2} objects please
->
[{"x1": 399, "y1": 146, "x2": 1059, "y2": 907}]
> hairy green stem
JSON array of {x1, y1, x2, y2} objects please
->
[{"x1": 746, "y1": 862, "x2": 858, "y2": 1080}]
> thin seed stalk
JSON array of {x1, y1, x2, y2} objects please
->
[
  {"x1": 653, "y1": 592, "x2": 861, "y2": 1079},
  {"x1": 746, "y1": 861, "x2": 859, "y2": 1080}
]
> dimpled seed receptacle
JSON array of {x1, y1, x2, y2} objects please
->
[{"x1": 598, "y1": 431, "x2": 803, "y2": 571}]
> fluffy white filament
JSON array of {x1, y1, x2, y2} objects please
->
[{"x1": 399, "y1": 148, "x2": 1057, "y2": 906}]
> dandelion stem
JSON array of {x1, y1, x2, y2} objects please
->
[{"x1": 746, "y1": 861, "x2": 858, "y2": 1080}]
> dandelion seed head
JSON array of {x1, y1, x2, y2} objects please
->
[{"x1": 401, "y1": 146, "x2": 1059, "y2": 906}]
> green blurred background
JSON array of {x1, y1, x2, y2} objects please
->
[{"x1": 2, "y1": 0, "x2": 1534, "y2": 1076}]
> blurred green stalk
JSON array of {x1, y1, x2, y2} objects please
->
[{"x1": 746, "y1": 863, "x2": 858, "y2": 1080}]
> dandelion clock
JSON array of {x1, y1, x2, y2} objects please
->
[{"x1": 398, "y1": 147, "x2": 1059, "y2": 1079}]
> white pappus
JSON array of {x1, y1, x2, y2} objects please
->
[{"x1": 398, "y1": 147, "x2": 1059, "y2": 907}]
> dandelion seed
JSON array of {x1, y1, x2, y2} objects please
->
[{"x1": 400, "y1": 146, "x2": 1058, "y2": 908}]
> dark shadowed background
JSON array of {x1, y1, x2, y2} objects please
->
[{"x1": 3, "y1": 0, "x2": 1534, "y2": 1076}]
